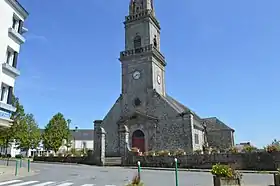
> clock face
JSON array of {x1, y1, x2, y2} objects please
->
[
  {"x1": 132, "y1": 71, "x2": 141, "y2": 80},
  {"x1": 157, "y1": 75, "x2": 161, "y2": 84}
]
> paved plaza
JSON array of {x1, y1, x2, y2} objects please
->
[{"x1": 0, "y1": 161, "x2": 275, "y2": 186}]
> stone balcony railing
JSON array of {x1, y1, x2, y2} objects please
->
[
  {"x1": 125, "y1": 9, "x2": 152, "y2": 22},
  {"x1": 119, "y1": 44, "x2": 166, "y2": 66},
  {"x1": 125, "y1": 10, "x2": 160, "y2": 28}
]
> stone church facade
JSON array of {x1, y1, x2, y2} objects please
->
[{"x1": 97, "y1": 0, "x2": 235, "y2": 157}]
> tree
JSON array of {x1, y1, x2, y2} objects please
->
[
  {"x1": 16, "y1": 114, "x2": 41, "y2": 156},
  {"x1": 0, "y1": 95, "x2": 25, "y2": 155},
  {"x1": 42, "y1": 113, "x2": 70, "y2": 153}
]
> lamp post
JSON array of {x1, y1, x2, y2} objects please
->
[
  {"x1": 73, "y1": 126, "x2": 78, "y2": 155},
  {"x1": 66, "y1": 119, "x2": 71, "y2": 153}
]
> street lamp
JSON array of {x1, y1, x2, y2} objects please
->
[
  {"x1": 73, "y1": 126, "x2": 78, "y2": 155},
  {"x1": 66, "y1": 119, "x2": 71, "y2": 153}
]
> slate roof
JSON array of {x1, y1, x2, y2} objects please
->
[
  {"x1": 39, "y1": 129, "x2": 94, "y2": 141},
  {"x1": 164, "y1": 95, "x2": 233, "y2": 131},
  {"x1": 202, "y1": 117, "x2": 234, "y2": 131},
  {"x1": 165, "y1": 95, "x2": 201, "y2": 119},
  {"x1": 164, "y1": 94, "x2": 203, "y2": 128}
]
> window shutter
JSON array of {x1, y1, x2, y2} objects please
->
[
  {"x1": 18, "y1": 20, "x2": 23, "y2": 34},
  {"x1": 12, "y1": 52, "x2": 18, "y2": 68},
  {"x1": 7, "y1": 87, "x2": 13, "y2": 105}
]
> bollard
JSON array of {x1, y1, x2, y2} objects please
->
[
  {"x1": 27, "y1": 159, "x2": 30, "y2": 172},
  {"x1": 137, "y1": 161, "x2": 141, "y2": 178},
  {"x1": 20, "y1": 158, "x2": 22, "y2": 168},
  {"x1": 174, "y1": 158, "x2": 178, "y2": 186},
  {"x1": 15, "y1": 160, "x2": 18, "y2": 176}
]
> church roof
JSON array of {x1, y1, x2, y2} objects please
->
[
  {"x1": 202, "y1": 117, "x2": 234, "y2": 131},
  {"x1": 164, "y1": 95, "x2": 233, "y2": 131},
  {"x1": 165, "y1": 95, "x2": 201, "y2": 120}
]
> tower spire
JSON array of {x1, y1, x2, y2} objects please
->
[{"x1": 129, "y1": 0, "x2": 154, "y2": 15}]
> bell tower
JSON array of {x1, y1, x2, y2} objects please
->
[{"x1": 119, "y1": 0, "x2": 166, "y2": 113}]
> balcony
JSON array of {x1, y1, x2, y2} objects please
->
[
  {"x1": 119, "y1": 44, "x2": 166, "y2": 66},
  {"x1": 2, "y1": 63, "x2": 20, "y2": 77},
  {"x1": 8, "y1": 27, "x2": 26, "y2": 44},
  {"x1": 0, "y1": 102, "x2": 16, "y2": 114}
]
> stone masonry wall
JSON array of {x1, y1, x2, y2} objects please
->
[
  {"x1": 207, "y1": 130, "x2": 233, "y2": 149},
  {"x1": 125, "y1": 152, "x2": 280, "y2": 171}
]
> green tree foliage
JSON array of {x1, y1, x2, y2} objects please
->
[
  {"x1": 0, "y1": 95, "x2": 25, "y2": 153},
  {"x1": 42, "y1": 113, "x2": 70, "y2": 153},
  {"x1": 16, "y1": 114, "x2": 41, "y2": 156}
]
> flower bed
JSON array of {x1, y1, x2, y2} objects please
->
[{"x1": 211, "y1": 164, "x2": 242, "y2": 186}]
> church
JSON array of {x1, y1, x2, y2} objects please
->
[{"x1": 99, "y1": 0, "x2": 235, "y2": 157}]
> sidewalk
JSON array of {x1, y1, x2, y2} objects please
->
[
  {"x1": 0, "y1": 165, "x2": 38, "y2": 181},
  {"x1": 128, "y1": 167, "x2": 277, "y2": 174}
]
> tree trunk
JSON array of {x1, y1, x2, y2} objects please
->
[
  {"x1": 26, "y1": 149, "x2": 29, "y2": 157},
  {"x1": 5, "y1": 138, "x2": 8, "y2": 155}
]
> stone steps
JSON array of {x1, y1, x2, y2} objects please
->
[{"x1": 105, "y1": 157, "x2": 122, "y2": 166}]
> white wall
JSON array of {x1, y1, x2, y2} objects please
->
[
  {"x1": 192, "y1": 128, "x2": 204, "y2": 151},
  {"x1": 71, "y1": 140, "x2": 94, "y2": 150}
]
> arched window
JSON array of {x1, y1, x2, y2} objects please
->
[
  {"x1": 153, "y1": 37, "x2": 157, "y2": 48},
  {"x1": 134, "y1": 35, "x2": 141, "y2": 48}
]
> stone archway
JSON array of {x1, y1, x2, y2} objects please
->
[{"x1": 132, "y1": 130, "x2": 145, "y2": 153}]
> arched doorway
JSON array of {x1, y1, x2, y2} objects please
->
[{"x1": 132, "y1": 130, "x2": 145, "y2": 153}]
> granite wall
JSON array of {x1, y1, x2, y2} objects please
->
[{"x1": 125, "y1": 151, "x2": 280, "y2": 171}]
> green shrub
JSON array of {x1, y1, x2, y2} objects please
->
[
  {"x1": 194, "y1": 149, "x2": 202, "y2": 154},
  {"x1": 156, "y1": 150, "x2": 170, "y2": 156},
  {"x1": 242, "y1": 145, "x2": 257, "y2": 153},
  {"x1": 266, "y1": 144, "x2": 280, "y2": 153},
  {"x1": 211, "y1": 164, "x2": 242, "y2": 179},
  {"x1": 229, "y1": 147, "x2": 239, "y2": 154},
  {"x1": 143, "y1": 151, "x2": 156, "y2": 156},
  {"x1": 15, "y1": 154, "x2": 23, "y2": 159},
  {"x1": 172, "y1": 149, "x2": 186, "y2": 156}
]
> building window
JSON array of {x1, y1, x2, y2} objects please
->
[
  {"x1": 153, "y1": 35, "x2": 157, "y2": 48},
  {"x1": 134, "y1": 35, "x2": 141, "y2": 48},
  {"x1": 6, "y1": 50, "x2": 12, "y2": 65},
  {"x1": 11, "y1": 15, "x2": 23, "y2": 34},
  {"x1": 83, "y1": 142, "x2": 87, "y2": 149},
  {"x1": 0, "y1": 84, "x2": 13, "y2": 104},
  {"x1": 194, "y1": 134, "x2": 199, "y2": 144},
  {"x1": 6, "y1": 48, "x2": 18, "y2": 68}
]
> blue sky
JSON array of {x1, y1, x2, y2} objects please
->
[{"x1": 17, "y1": 0, "x2": 280, "y2": 147}]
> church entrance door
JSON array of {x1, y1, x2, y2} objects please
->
[{"x1": 132, "y1": 130, "x2": 145, "y2": 153}]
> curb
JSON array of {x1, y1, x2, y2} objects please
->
[
  {"x1": 127, "y1": 167, "x2": 276, "y2": 174},
  {"x1": 32, "y1": 161, "x2": 80, "y2": 166}
]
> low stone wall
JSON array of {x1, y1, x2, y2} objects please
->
[
  {"x1": 33, "y1": 156, "x2": 86, "y2": 164},
  {"x1": 125, "y1": 152, "x2": 280, "y2": 171}
]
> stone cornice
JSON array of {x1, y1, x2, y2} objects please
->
[{"x1": 5, "y1": 0, "x2": 29, "y2": 19}]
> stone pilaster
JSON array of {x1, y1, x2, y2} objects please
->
[
  {"x1": 119, "y1": 125, "x2": 130, "y2": 164},
  {"x1": 94, "y1": 120, "x2": 106, "y2": 166}
]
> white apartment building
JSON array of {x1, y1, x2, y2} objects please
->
[{"x1": 0, "y1": 0, "x2": 28, "y2": 128}]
